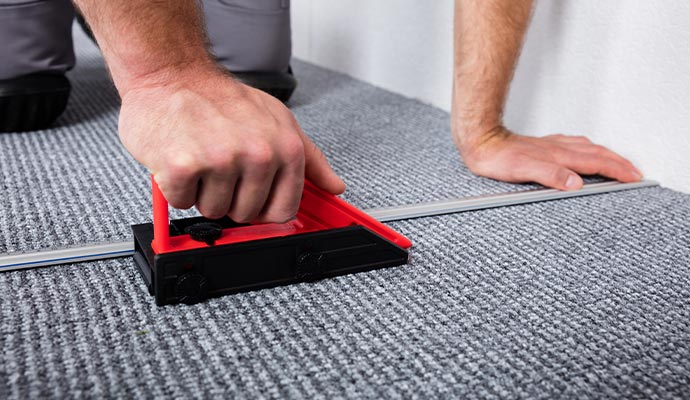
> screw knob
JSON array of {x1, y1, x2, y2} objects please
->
[{"x1": 185, "y1": 222, "x2": 223, "y2": 246}]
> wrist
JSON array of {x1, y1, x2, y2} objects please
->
[
  {"x1": 458, "y1": 125, "x2": 510, "y2": 157},
  {"x1": 116, "y1": 58, "x2": 227, "y2": 98},
  {"x1": 451, "y1": 114, "x2": 504, "y2": 153},
  {"x1": 451, "y1": 91, "x2": 504, "y2": 142}
]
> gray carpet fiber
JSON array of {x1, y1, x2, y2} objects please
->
[
  {"x1": 2, "y1": 27, "x2": 690, "y2": 399},
  {"x1": 0, "y1": 27, "x2": 596, "y2": 255}
]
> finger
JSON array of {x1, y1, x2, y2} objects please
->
[
  {"x1": 253, "y1": 168, "x2": 304, "y2": 224},
  {"x1": 300, "y1": 131, "x2": 346, "y2": 195},
  {"x1": 509, "y1": 155, "x2": 583, "y2": 191},
  {"x1": 228, "y1": 167, "x2": 278, "y2": 223},
  {"x1": 253, "y1": 135, "x2": 305, "y2": 223},
  {"x1": 153, "y1": 166, "x2": 199, "y2": 210},
  {"x1": 567, "y1": 143, "x2": 643, "y2": 177},
  {"x1": 195, "y1": 173, "x2": 238, "y2": 219},
  {"x1": 553, "y1": 148, "x2": 642, "y2": 182}
]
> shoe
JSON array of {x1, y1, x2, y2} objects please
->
[
  {"x1": 231, "y1": 67, "x2": 297, "y2": 103},
  {"x1": 0, "y1": 74, "x2": 71, "y2": 133}
]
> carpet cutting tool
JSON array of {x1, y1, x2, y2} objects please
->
[{"x1": 131, "y1": 177, "x2": 412, "y2": 305}]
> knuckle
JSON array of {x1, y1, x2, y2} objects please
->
[
  {"x1": 229, "y1": 210, "x2": 255, "y2": 224},
  {"x1": 592, "y1": 144, "x2": 608, "y2": 155},
  {"x1": 165, "y1": 155, "x2": 197, "y2": 180},
  {"x1": 273, "y1": 202, "x2": 300, "y2": 223},
  {"x1": 263, "y1": 210, "x2": 295, "y2": 224},
  {"x1": 548, "y1": 146, "x2": 567, "y2": 160},
  {"x1": 281, "y1": 136, "x2": 305, "y2": 161},
  {"x1": 207, "y1": 151, "x2": 238, "y2": 172},
  {"x1": 197, "y1": 204, "x2": 226, "y2": 220},
  {"x1": 246, "y1": 143, "x2": 275, "y2": 167},
  {"x1": 286, "y1": 202, "x2": 301, "y2": 218},
  {"x1": 169, "y1": 197, "x2": 195, "y2": 210}
]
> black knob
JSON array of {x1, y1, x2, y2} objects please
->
[
  {"x1": 175, "y1": 273, "x2": 208, "y2": 304},
  {"x1": 185, "y1": 222, "x2": 223, "y2": 246}
]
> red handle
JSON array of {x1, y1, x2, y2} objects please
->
[
  {"x1": 149, "y1": 176, "x2": 412, "y2": 255},
  {"x1": 151, "y1": 175, "x2": 171, "y2": 253}
]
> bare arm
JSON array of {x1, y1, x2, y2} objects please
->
[
  {"x1": 73, "y1": 1, "x2": 214, "y2": 94},
  {"x1": 452, "y1": 0, "x2": 642, "y2": 190},
  {"x1": 73, "y1": 0, "x2": 344, "y2": 222}
]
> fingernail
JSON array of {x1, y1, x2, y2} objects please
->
[
  {"x1": 565, "y1": 175, "x2": 579, "y2": 189},
  {"x1": 632, "y1": 170, "x2": 643, "y2": 180}
]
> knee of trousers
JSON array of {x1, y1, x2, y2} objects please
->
[
  {"x1": 0, "y1": 0, "x2": 76, "y2": 80},
  {"x1": 202, "y1": 0, "x2": 292, "y2": 72}
]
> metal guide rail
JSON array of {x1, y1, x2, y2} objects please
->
[{"x1": 0, "y1": 180, "x2": 659, "y2": 272}]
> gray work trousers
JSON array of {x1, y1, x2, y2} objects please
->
[{"x1": 0, "y1": 0, "x2": 292, "y2": 80}]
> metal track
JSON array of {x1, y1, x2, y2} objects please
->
[
  {"x1": 0, "y1": 180, "x2": 658, "y2": 272},
  {"x1": 368, "y1": 180, "x2": 658, "y2": 221}
]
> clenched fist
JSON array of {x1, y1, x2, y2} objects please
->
[{"x1": 118, "y1": 70, "x2": 345, "y2": 223}]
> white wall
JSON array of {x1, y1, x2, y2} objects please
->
[{"x1": 292, "y1": 0, "x2": 690, "y2": 194}]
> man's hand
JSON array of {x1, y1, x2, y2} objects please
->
[
  {"x1": 120, "y1": 70, "x2": 344, "y2": 223},
  {"x1": 454, "y1": 125, "x2": 642, "y2": 191},
  {"x1": 453, "y1": 0, "x2": 643, "y2": 189},
  {"x1": 73, "y1": 0, "x2": 344, "y2": 223}
]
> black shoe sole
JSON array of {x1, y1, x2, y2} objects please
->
[
  {"x1": 0, "y1": 74, "x2": 71, "y2": 133},
  {"x1": 232, "y1": 68, "x2": 297, "y2": 103}
]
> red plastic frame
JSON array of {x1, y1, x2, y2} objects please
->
[{"x1": 151, "y1": 176, "x2": 412, "y2": 254}]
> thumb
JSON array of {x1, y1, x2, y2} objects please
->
[
  {"x1": 300, "y1": 133, "x2": 346, "y2": 195},
  {"x1": 515, "y1": 158, "x2": 583, "y2": 191}
]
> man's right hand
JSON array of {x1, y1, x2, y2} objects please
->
[
  {"x1": 72, "y1": 0, "x2": 343, "y2": 222},
  {"x1": 118, "y1": 69, "x2": 345, "y2": 223}
]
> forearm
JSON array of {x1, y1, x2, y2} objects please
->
[
  {"x1": 73, "y1": 0, "x2": 218, "y2": 95},
  {"x1": 452, "y1": 0, "x2": 533, "y2": 148}
]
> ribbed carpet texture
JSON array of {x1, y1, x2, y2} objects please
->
[{"x1": 1, "y1": 27, "x2": 690, "y2": 399}]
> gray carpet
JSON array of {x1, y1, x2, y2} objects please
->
[
  {"x1": 1, "y1": 27, "x2": 690, "y2": 399},
  {"x1": 0, "y1": 27, "x2": 589, "y2": 255}
]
